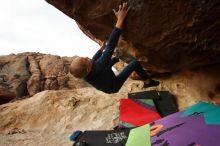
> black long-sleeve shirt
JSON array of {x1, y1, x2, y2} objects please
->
[{"x1": 84, "y1": 28, "x2": 122, "y2": 93}]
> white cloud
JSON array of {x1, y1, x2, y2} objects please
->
[{"x1": 0, "y1": 0, "x2": 99, "y2": 58}]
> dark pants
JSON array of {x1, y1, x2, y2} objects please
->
[{"x1": 112, "y1": 60, "x2": 150, "y2": 92}]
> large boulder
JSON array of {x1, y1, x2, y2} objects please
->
[
  {"x1": 46, "y1": 0, "x2": 220, "y2": 72},
  {"x1": 0, "y1": 89, "x2": 123, "y2": 145}
]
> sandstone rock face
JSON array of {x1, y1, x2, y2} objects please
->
[
  {"x1": 157, "y1": 65, "x2": 220, "y2": 110},
  {"x1": 39, "y1": 55, "x2": 69, "y2": 90},
  {"x1": 0, "y1": 53, "x2": 87, "y2": 104},
  {"x1": 46, "y1": 0, "x2": 220, "y2": 72},
  {"x1": 0, "y1": 90, "x2": 121, "y2": 133},
  {"x1": 0, "y1": 89, "x2": 124, "y2": 145}
]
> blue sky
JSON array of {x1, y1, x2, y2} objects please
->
[{"x1": 0, "y1": 0, "x2": 99, "y2": 57}]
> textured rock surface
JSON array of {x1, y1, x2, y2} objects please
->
[
  {"x1": 0, "y1": 53, "x2": 87, "y2": 104},
  {"x1": 0, "y1": 54, "x2": 30, "y2": 100},
  {"x1": 46, "y1": 0, "x2": 220, "y2": 72},
  {"x1": 157, "y1": 65, "x2": 220, "y2": 109},
  {"x1": 27, "y1": 55, "x2": 41, "y2": 96},
  {"x1": 0, "y1": 89, "x2": 125, "y2": 146}
]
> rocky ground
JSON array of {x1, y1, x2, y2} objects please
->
[{"x1": 0, "y1": 84, "x2": 130, "y2": 146}]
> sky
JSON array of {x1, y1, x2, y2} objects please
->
[{"x1": 0, "y1": 0, "x2": 99, "y2": 57}]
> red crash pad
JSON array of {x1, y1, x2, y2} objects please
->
[{"x1": 120, "y1": 99, "x2": 161, "y2": 126}]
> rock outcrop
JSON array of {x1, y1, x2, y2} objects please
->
[
  {"x1": 0, "y1": 53, "x2": 88, "y2": 104},
  {"x1": 46, "y1": 0, "x2": 220, "y2": 72}
]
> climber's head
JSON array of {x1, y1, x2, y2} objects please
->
[{"x1": 69, "y1": 57, "x2": 93, "y2": 78}]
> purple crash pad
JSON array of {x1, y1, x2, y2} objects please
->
[{"x1": 150, "y1": 102, "x2": 220, "y2": 146}]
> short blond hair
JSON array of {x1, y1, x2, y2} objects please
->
[{"x1": 69, "y1": 57, "x2": 88, "y2": 78}]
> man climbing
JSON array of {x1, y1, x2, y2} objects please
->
[{"x1": 69, "y1": 2, "x2": 159, "y2": 93}]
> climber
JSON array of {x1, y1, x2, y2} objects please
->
[{"x1": 69, "y1": 2, "x2": 159, "y2": 94}]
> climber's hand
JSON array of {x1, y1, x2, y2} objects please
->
[{"x1": 113, "y1": 2, "x2": 130, "y2": 29}]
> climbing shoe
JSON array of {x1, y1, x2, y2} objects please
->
[{"x1": 144, "y1": 79, "x2": 160, "y2": 88}]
